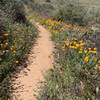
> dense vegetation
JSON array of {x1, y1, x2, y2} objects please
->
[
  {"x1": 0, "y1": 0, "x2": 100, "y2": 99},
  {"x1": 0, "y1": 0, "x2": 37, "y2": 99},
  {"x1": 31, "y1": 0, "x2": 100, "y2": 26}
]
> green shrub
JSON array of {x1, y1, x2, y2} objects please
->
[
  {"x1": 0, "y1": 0, "x2": 37, "y2": 99},
  {"x1": 55, "y1": 3, "x2": 87, "y2": 25},
  {"x1": 0, "y1": 0, "x2": 28, "y2": 24},
  {"x1": 32, "y1": 2, "x2": 55, "y2": 17}
]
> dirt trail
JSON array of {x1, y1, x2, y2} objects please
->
[{"x1": 11, "y1": 22, "x2": 54, "y2": 100}]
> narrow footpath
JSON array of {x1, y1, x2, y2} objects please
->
[{"x1": 11, "y1": 22, "x2": 54, "y2": 100}]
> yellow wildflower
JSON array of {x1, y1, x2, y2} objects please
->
[
  {"x1": 98, "y1": 60, "x2": 100, "y2": 64},
  {"x1": 69, "y1": 45, "x2": 77, "y2": 49},
  {"x1": 88, "y1": 48, "x2": 91, "y2": 50},
  {"x1": 79, "y1": 42, "x2": 85, "y2": 47},
  {"x1": 79, "y1": 50, "x2": 83, "y2": 54},
  {"x1": 75, "y1": 43, "x2": 80, "y2": 48},
  {"x1": 94, "y1": 48, "x2": 97, "y2": 51},
  {"x1": 79, "y1": 48, "x2": 84, "y2": 54},
  {"x1": 88, "y1": 48, "x2": 97, "y2": 54},
  {"x1": 95, "y1": 65, "x2": 100, "y2": 71},
  {"x1": 84, "y1": 56, "x2": 89, "y2": 63},
  {"x1": 63, "y1": 44, "x2": 68, "y2": 48},
  {"x1": 73, "y1": 41, "x2": 77, "y2": 44},
  {"x1": 84, "y1": 49, "x2": 88, "y2": 54}
]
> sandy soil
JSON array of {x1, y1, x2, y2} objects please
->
[{"x1": 11, "y1": 22, "x2": 54, "y2": 100}]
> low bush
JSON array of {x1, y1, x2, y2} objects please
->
[{"x1": 0, "y1": 0, "x2": 37, "y2": 99}]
